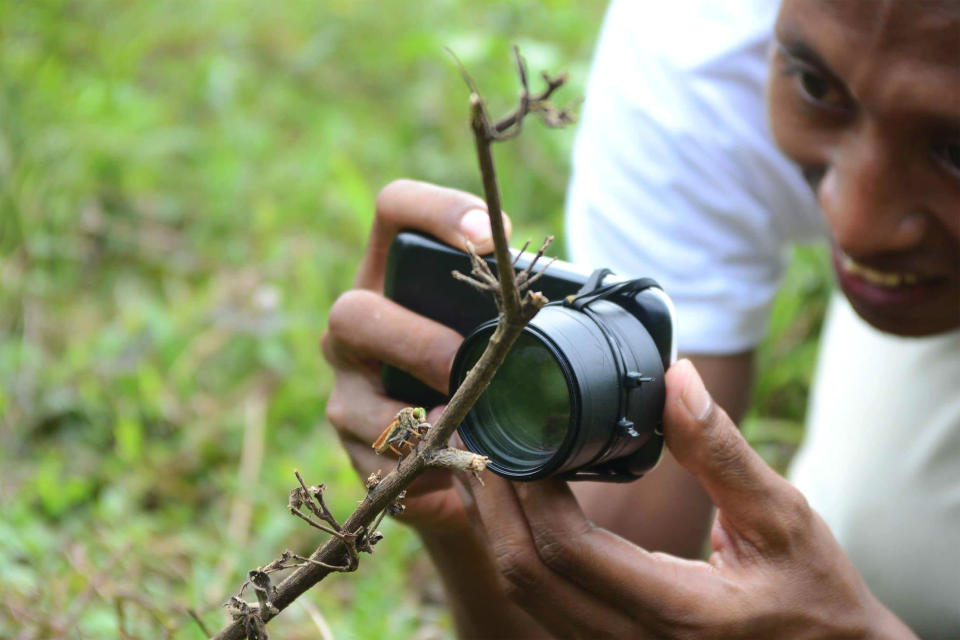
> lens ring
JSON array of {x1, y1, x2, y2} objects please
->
[
  {"x1": 454, "y1": 321, "x2": 580, "y2": 479},
  {"x1": 454, "y1": 294, "x2": 666, "y2": 482}
]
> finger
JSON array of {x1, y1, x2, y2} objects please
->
[
  {"x1": 356, "y1": 179, "x2": 512, "y2": 291},
  {"x1": 663, "y1": 359, "x2": 806, "y2": 545},
  {"x1": 511, "y1": 479, "x2": 722, "y2": 630},
  {"x1": 328, "y1": 289, "x2": 463, "y2": 393},
  {"x1": 329, "y1": 374, "x2": 453, "y2": 496},
  {"x1": 321, "y1": 328, "x2": 377, "y2": 374},
  {"x1": 457, "y1": 474, "x2": 640, "y2": 639},
  {"x1": 427, "y1": 405, "x2": 445, "y2": 424},
  {"x1": 342, "y1": 439, "x2": 396, "y2": 478},
  {"x1": 325, "y1": 368, "x2": 409, "y2": 444}
]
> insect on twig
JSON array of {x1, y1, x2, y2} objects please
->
[{"x1": 372, "y1": 407, "x2": 430, "y2": 458}]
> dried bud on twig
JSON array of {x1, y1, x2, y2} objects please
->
[{"x1": 365, "y1": 469, "x2": 383, "y2": 491}]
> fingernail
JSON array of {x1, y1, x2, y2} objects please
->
[
  {"x1": 680, "y1": 362, "x2": 713, "y2": 421},
  {"x1": 460, "y1": 209, "x2": 491, "y2": 245}
]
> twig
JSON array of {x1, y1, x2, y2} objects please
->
[
  {"x1": 516, "y1": 235, "x2": 556, "y2": 289},
  {"x1": 299, "y1": 597, "x2": 336, "y2": 640},
  {"x1": 513, "y1": 240, "x2": 531, "y2": 265},
  {"x1": 425, "y1": 447, "x2": 489, "y2": 483},
  {"x1": 56, "y1": 542, "x2": 131, "y2": 636},
  {"x1": 489, "y1": 48, "x2": 573, "y2": 139},
  {"x1": 208, "y1": 384, "x2": 269, "y2": 601},
  {"x1": 212, "y1": 48, "x2": 574, "y2": 640},
  {"x1": 188, "y1": 608, "x2": 212, "y2": 638}
]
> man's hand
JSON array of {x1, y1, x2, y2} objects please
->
[
  {"x1": 457, "y1": 359, "x2": 917, "y2": 638},
  {"x1": 322, "y1": 179, "x2": 511, "y2": 534}
]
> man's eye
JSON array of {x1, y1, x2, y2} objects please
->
[
  {"x1": 780, "y1": 53, "x2": 848, "y2": 110},
  {"x1": 934, "y1": 141, "x2": 960, "y2": 176},
  {"x1": 794, "y1": 68, "x2": 846, "y2": 107},
  {"x1": 799, "y1": 71, "x2": 829, "y2": 100}
]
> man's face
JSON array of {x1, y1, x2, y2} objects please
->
[{"x1": 768, "y1": 0, "x2": 960, "y2": 336}]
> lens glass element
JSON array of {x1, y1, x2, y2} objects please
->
[{"x1": 465, "y1": 331, "x2": 570, "y2": 468}]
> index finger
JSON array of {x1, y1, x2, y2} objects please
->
[
  {"x1": 355, "y1": 179, "x2": 512, "y2": 291},
  {"x1": 511, "y1": 479, "x2": 725, "y2": 629},
  {"x1": 458, "y1": 474, "x2": 640, "y2": 638}
]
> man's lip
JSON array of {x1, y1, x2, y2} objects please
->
[
  {"x1": 831, "y1": 249, "x2": 948, "y2": 306},
  {"x1": 830, "y1": 243, "x2": 952, "y2": 282}
]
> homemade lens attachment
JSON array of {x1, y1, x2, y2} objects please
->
[{"x1": 453, "y1": 270, "x2": 666, "y2": 482}]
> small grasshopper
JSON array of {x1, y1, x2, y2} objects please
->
[{"x1": 372, "y1": 407, "x2": 429, "y2": 457}]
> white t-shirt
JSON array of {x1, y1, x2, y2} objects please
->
[
  {"x1": 566, "y1": 1, "x2": 960, "y2": 636},
  {"x1": 790, "y1": 295, "x2": 960, "y2": 637},
  {"x1": 566, "y1": 0, "x2": 823, "y2": 354}
]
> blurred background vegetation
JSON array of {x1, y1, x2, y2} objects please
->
[{"x1": 0, "y1": 0, "x2": 831, "y2": 638}]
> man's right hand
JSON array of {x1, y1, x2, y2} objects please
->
[{"x1": 321, "y1": 179, "x2": 512, "y2": 534}]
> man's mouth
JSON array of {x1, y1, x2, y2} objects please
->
[
  {"x1": 837, "y1": 253, "x2": 925, "y2": 288},
  {"x1": 832, "y1": 248, "x2": 952, "y2": 310}
]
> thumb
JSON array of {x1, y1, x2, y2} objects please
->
[
  {"x1": 356, "y1": 179, "x2": 512, "y2": 290},
  {"x1": 663, "y1": 359, "x2": 796, "y2": 537}
]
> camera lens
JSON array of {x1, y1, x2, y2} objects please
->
[
  {"x1": 453, "y1": 295, "x2": 667, "y2": 482},
  {"x1": 457, "y1": 332, "x2": 571, "y2": 467}
]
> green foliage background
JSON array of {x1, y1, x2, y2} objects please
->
[{"x1": 0, "y1": 1, "x2": 831, "y2": 637}]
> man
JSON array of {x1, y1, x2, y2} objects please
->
[{"x1": 323, "y1": 0, "x2": 959, "y2": 636}]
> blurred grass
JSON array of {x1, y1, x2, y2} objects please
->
[
  {"x1": 0, "y1": 0, "x2": 831, "y2": 638},
  {"x1": 744, "y1": 243, "x2": 833, "y2": 472}
]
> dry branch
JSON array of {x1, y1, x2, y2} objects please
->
[{"x1": 212, "y1": 49, "x2": 574, "y2": 640}]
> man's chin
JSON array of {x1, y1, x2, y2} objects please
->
[{"x1": 840, "y1": 284, "x2": 960, "y2": 338}]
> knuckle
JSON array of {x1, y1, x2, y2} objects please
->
[
  {"x1": 782, "y1": 486, "x2": 813, "y2": 521},
  {"x1": 497, "y1": 569, "x2": 535, "y2": 605},
  {"x1": 491, "y1": 542, "x2": 540, "y2": 603},
  {"x1": 325, "y1": 388, "x2": 349, "y2": 431},
  {"x1": 327, "y1": 292, "x2": 353, "y2": 337},
  {"x1": 670, "y1": 609, "x2": 727, "y2": 639},
  {"x1": 639, "y1": 568, "x2": 719, "y2": 636},
  {"x1": 319, "y1": 331, "x2": 337, "y2": 364},
  {"x1": 536, "y1": 538, "x2": 576, "y2": 575},
  {"x1": 777, "y1": 486, "x2": 814, "y2": 541},
  {"x1": 328, "y1": 290, "x2": 374, "y2": 339},
  {"x1": 752, "y1": 485, "x2": 814, "y2": 553},
  {"x1": 702, "y1": 412, "x2": 751, "y2": 478},
  {"x1": 532, "y1": 528, "x2": 581, "y2": 575},
  {"x1": 374, "y1": 179, "x2": 413, "y2": 221}
]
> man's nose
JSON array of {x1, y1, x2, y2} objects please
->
[{"x1": 817, "y1": 126, "x2": 926, "y2": 258}]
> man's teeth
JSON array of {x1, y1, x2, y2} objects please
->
[{"x1": 840, "y1": 254, "x2": 919, "y2": 287}]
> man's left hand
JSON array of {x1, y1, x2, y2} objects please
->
[{"x1": 457, "y1": 359, "x2": 916, "y2": 639}]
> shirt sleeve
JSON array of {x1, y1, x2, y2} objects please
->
[{"x1": 565, "y1": 0, "x2": 823, "y2": 354}]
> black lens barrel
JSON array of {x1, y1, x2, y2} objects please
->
[{"x1": 453, "y1": 297, "x2": 665, "y2": 482}]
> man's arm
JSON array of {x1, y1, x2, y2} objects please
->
[{"x1": 457, "y1": 359, "x2": 918, "y2": 639}]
